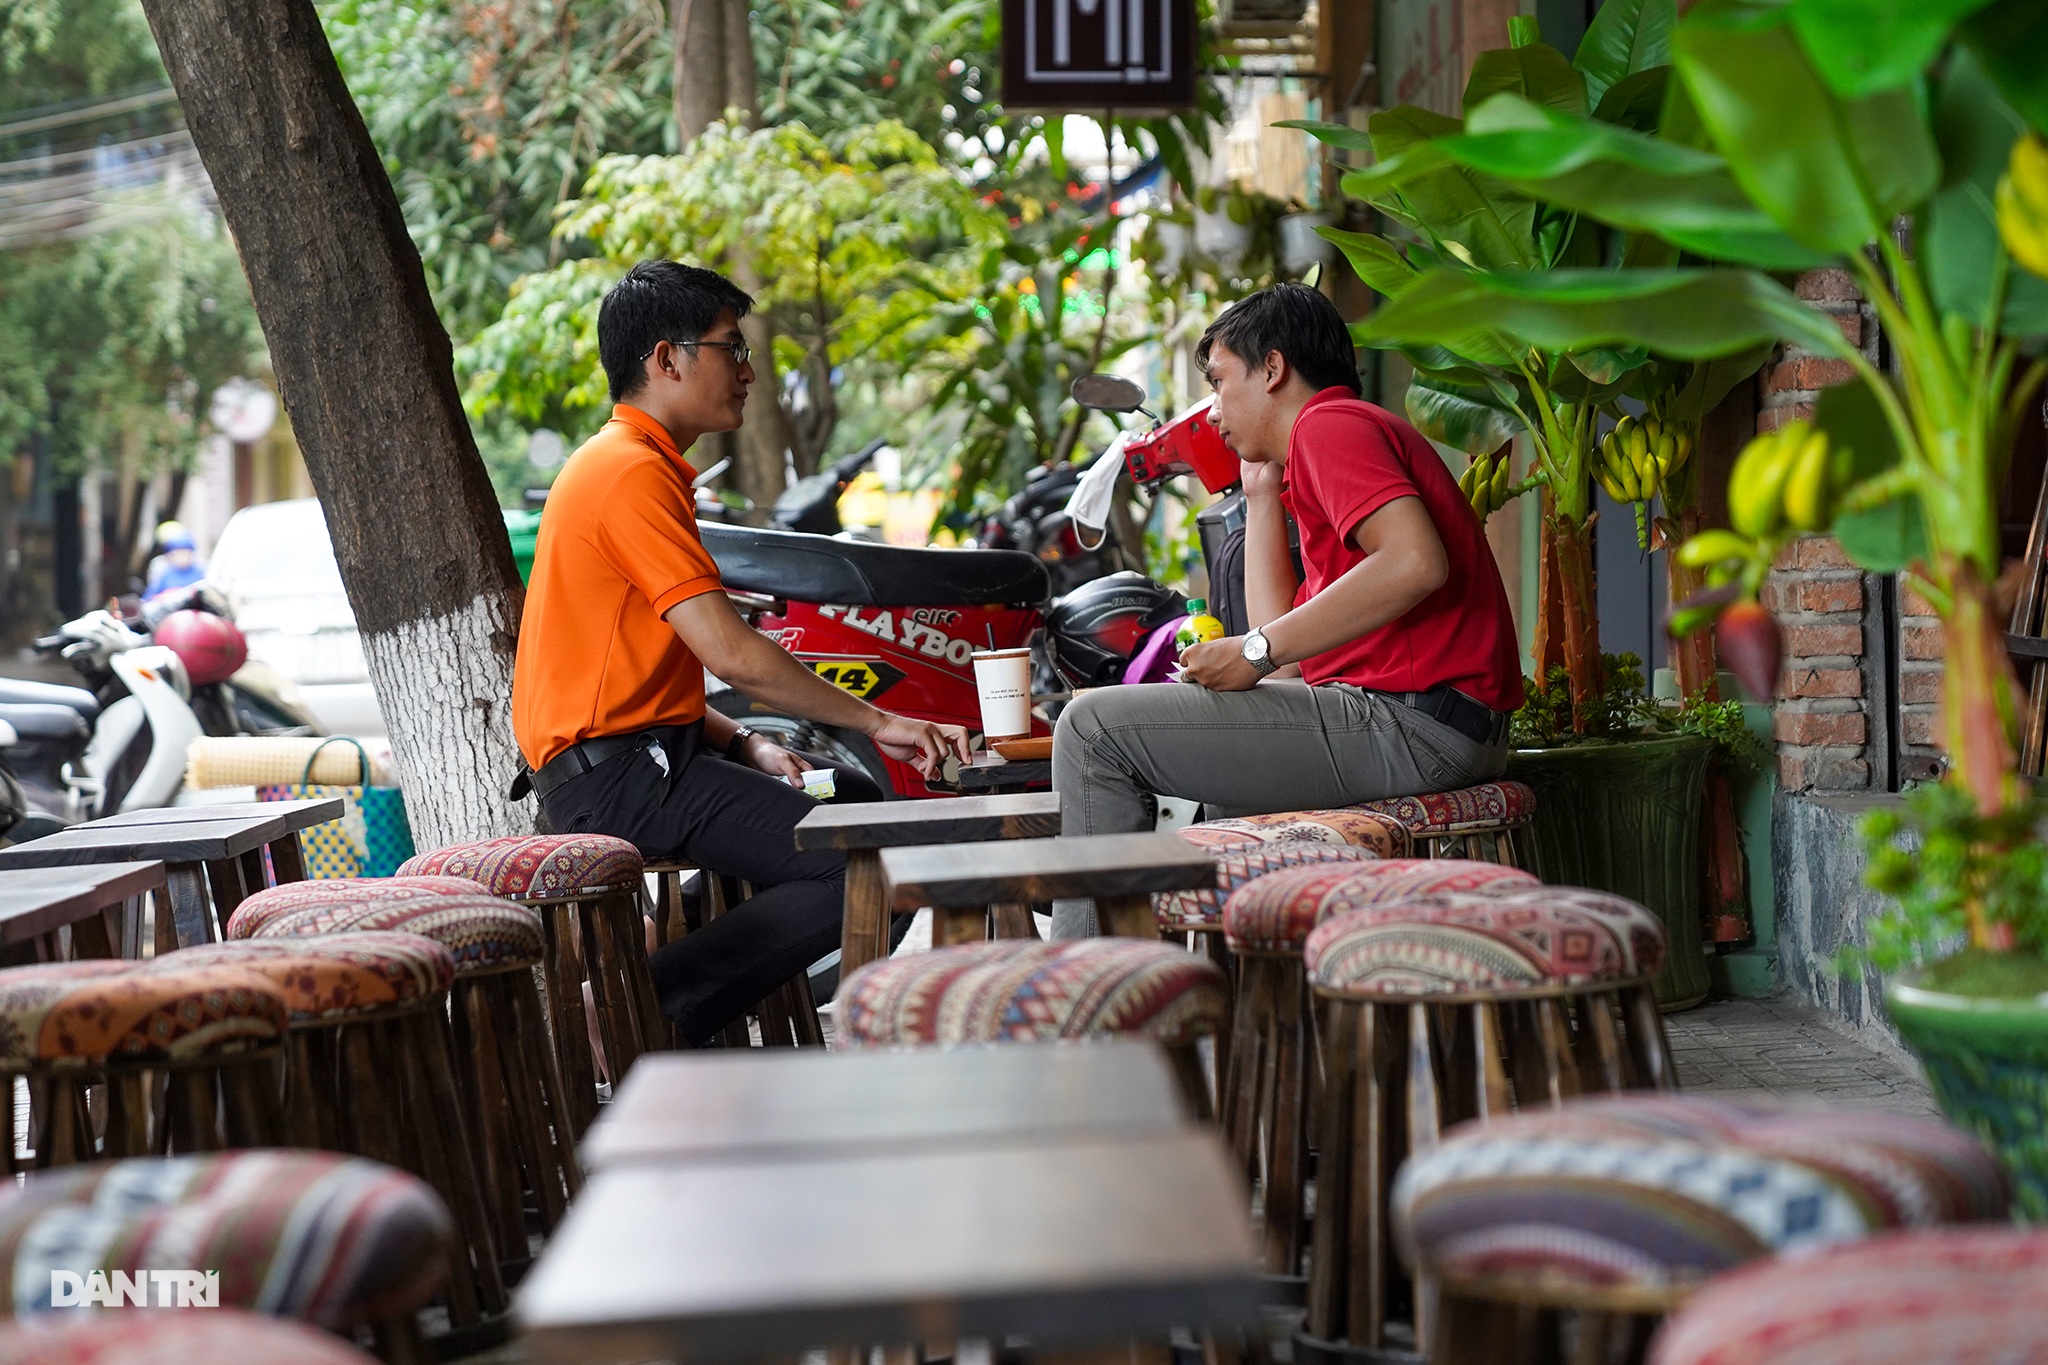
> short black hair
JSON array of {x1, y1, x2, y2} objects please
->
[
  {"x1": 1196, "y1": 284, "x2": 1363, "y2": 396},
  {"x1": 597, "y1": 260, "x2": 754, "y2": 402}
]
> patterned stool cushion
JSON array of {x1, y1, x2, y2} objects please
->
[
  {"x1": 1356, "y1": 780, "x2": 1536, "y2": 835},
  {"x1": 0, "y1": 1311, "x2": 380, "y2": 1365},
  {"x1": 838, "y1": 940, "x2": 1228, "y2": 1048},
  {"x1": 1306, "y1": 887, "x2": 1667, "y2": 996},
  {"x1": 146, "y1": 934, "x2": 456, "y2": 1022},
  {"x1": 397, "y1": 834, "x2": 642, "y2": 900},
  {"x1": 1651, "y1": 1226, "x2": 2048, "y2": 1365},
  {"x1": 0, "y1": 1150, "x2": 451, "y2": 1327},
  {"x1": 1224, "y1": 858, "x2": 1541, "y2": 955},
  {"x1": 240, "y1": 894, "x2": 544, "y2": 975},
  {"x1": 0, "y1": 963, "x2": 287, "y2": 1069},
  {"x1": 1393, "y1": 1094, "x2": 2011, "y2": 1300},
  {"x1": 224, "y1": 876, "x2": 493, "y2": 938},
  {"x1": 1154, "y1": 843, "x2": 1381, "y2": 932},
  {"x1": 1179, "y1": 808, "x2": 1408, "y2": 857}
]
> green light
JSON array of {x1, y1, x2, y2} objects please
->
[{"x1": 1078, "y1": 248, "x2": 1119, "y2": 270}]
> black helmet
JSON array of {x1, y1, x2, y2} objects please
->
[{"x1": 1043, "y1": 571, "x2": 1188, "y2": 689}]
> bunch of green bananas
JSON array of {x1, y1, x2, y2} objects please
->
[
  {"x1": 1727, "y1": 420, "x2": 1846, "y2": 538},
  {"x1": 1593, "y1": 413, "x2": 1691, "y2": 506},
  {"x1": 1998, "y1": 132, "x2": 2048, "y2": 282},
  {"x1": 1458, "y1": 448, "x2": 1515, "y2": 520}
]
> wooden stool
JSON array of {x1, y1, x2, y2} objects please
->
[
  {"x1": 1394, "y1": 1096, "x2": 2012, "y2": 1365},
  {"x1": 1356, "y1": 780, "x2": 1536, "y2": 864},
  {"x1": 0, "y1": 1148, "x2": 455, "y2": 1362},
  {"x1": 837, "y1": 939, "x2": 1229, "y2": 1115},
  {"x1": 398, "y1": 836, "x2": 662, "y2": 1135},
  {"x1": 1178, "y1": 807, "x2": 1410, "y2": 858},
  {"x1": 880, "y1": 830, "x2": 1216, "y2": 943},
  {"x1": 226, "y1": 882, "x2": 582, "y2": 1276},
  {"x1": 1298, "y1": 887, "x2": 1677, "y2": 1363},
  {"x1": 0, "y1": 960, "x2": 287, "y2": 1168},
  {"x1": 1216, "y1": 860, "x2": 1539, "y2": 1281},
  {"x1": 795, "y1": 793, "x2": 1062, "y2": 978},
  {"x1": 1653, "y1": 1226, "x2": 2048, "y2": 1365}
]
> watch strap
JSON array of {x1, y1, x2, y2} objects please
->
[{"x1": 728, "y1": 724, "x2": 759, "y2": 755}]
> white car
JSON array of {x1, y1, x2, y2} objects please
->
[{"x1": 204, "y1": 499, "x2": 386, "y2": 737}]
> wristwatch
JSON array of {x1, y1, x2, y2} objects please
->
[
  {"x1": 1241, "y1": 627, "x2": 1280, "y2": 677},
  {"x1": 727, "y1": 724, "x2": 760, "y2": 756}
]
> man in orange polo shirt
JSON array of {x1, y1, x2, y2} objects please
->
[{"x1": 512, "y1": 260, "x2": 968, "y2": 1047}]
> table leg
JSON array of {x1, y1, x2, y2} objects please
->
[
  {"x1": 164, "y1": 865, "x2": 216, "y2": 947},
  {"x1": 839, "y1": 849, "x2": 888, "y2": 979},
  {"x1": 992, "y1": 903, "x2": 1038, "y2": 939},
  {"x1": 70, "y1": 908, "x2": 116, "y2": 961},
  {"x1": 204, "y1": 858, "x2": 249, "y2": 924},
  {"x1": 933, "y1": 906, "x2": 988, "y2": 947},
  {"x1": 268, "y1": 833, "x2": 307, "y2": 884},
  {"x1": 1099, "y1": 893, "x2": 1158, "y2": 939}
]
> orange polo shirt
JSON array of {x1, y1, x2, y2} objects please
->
[{"x1": 511, "y1": 404, "x2": 725, "y2": 771}]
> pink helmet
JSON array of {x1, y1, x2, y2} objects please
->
[{"x1": 153, "y1": 610, "x2": 248, "y2": 685}]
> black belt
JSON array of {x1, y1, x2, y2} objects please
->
[
  {"x1": 510, "y1": 724, "x2": 698, "y2": 802},
  {"x1": 1382, "y1": 686, "x2": 1511, "y2": 746}
]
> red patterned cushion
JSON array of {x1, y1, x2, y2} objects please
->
[
  {"x1": 0, "y1": 963, "x2": 287, "y2": 1068},
  {"x1": 397, "y1": 835, "x2": 641, "y2": 900},
  {"x1": 1652, "y1": 1227, "x2": 2048, "y2": 1365},
  {"x1": 0, "y1": 1312, "x2": 381, "y2": 1365},
  {"x1": 838, "y1": 940, "x2": 1227, "y2": 1048},
  {"x1": 1224, "y1": 859, "x2": 1541, "y2": 955},
  {"x1": 1305, "y1": 887, "x2": 1666, "y2": 996},
  {"x1": 1178, "y1": 809, "x2": 1408, "y2": 857},
  {"x1": 1356, "y1": 780, "x2": 1536, "y2": 835},
  {"x1": 1394, "y1": 1096, "x2": 2011, "y2": 1300},
  {"x1": 148, "y1": 934, "x2": 455, "y2": 1022},
  {"x1": 224, "y1": 876, "x2": 492, "y2": 938},
  {"x1": 240, "y1": 894, "x2": 544, "y2": 974},
  {"x1": 1153, "y1": 843, "x2": 1381, "y2": 931},
  {"x1": 0, "y1": 1150, "x2": 452, "y2": 1327}
]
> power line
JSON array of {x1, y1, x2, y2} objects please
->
[{"x1": 0, "y1": 86, "x2": 178, "y2": 140}]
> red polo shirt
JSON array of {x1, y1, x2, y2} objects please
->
[{"x1": 1280, "y1": 388, "x2": 1524, "y2": 714}]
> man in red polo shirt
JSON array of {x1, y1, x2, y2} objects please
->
[{"x1": 1049, "y1": 284, "x2": 1522, "y2": 937}]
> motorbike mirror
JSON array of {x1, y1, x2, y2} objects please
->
[{"x1": 1071, "y1": 374, "x2": 1148, "y2": 413}]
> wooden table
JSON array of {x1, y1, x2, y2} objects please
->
[
  {"x1": 516, "y1": 1130, "x2": 1264, "y2": 1364},
  {"x1": 946, "y1": 754, "x2": 1052, "y2": 795},
  {"x1": 881, "y1": 831, "x2": 1217, "y2": 940},
  {"x1": 0, "y1": 861, "x2": 166, "y2": 961},
  {"x1": 0, "y1": 800, "x2": 340, "y2": 949},
  {"x1": 796, "y1": 793, "x2": 1063, "y2": 973},
  {"x1": 583, "y1": 1038, "x2": 1187, "y2": 1170}
]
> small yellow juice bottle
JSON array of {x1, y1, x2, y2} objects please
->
[{"x1": 1176, "y1": 598, "x2": 1225, "y2": 653}]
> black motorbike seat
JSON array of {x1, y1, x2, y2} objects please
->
[
  {"x1": 0, "y1": 703, "x2": 91, "y2": 743},
  {"x1": 701, "y1": 524, "x2": 1050, "y2": 608},
  {"x1": 0, "y1": 678, "x2": 99, "y2": 724}
]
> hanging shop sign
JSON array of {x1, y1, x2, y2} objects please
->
[{"x1": 1000, "y1": 0, "x2": 1197, "y2": 112}]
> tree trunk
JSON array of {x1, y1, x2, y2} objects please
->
[
  {"x1": 1666, "y1": 503, "x2": 1720, "y2": 702},
  {"x1": 1943, "y1": 559, "x2": 2024, "y2": 821},
  {"x1": 136, "y1": 0, "x2": 531, "y2": 848},
  {"x1": 1531, "y1": 487, "x2": 1568, "y2": 685},
  {"x1": 1548, "y1": 514, "x2": 1603, "y2": 733}
]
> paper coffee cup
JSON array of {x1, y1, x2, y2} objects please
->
[{"x1": 972, "y1": 648, "x2": 1033, "y2": 742}]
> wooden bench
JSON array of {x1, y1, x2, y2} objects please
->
[
  {"x1": 880, "y1": 831, "x2": 1218, "y2": 942},
  {"x1": 796, "y1": 793, "x2": 1062, "y2": 977},
  {"x1": 0, "y1": 861, "x2": 166, "y2": 961}
]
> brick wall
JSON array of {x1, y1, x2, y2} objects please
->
[{"x1": 1760, "y1": 269, "x2": 1886, "y2": 793}]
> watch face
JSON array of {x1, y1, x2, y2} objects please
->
[{"x1": 1242, "y1": 630, "x2": 1268, "y2": 662}]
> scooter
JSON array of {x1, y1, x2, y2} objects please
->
[{"x1": 706, "y1": 376, "x2": 1237, "y2": 798}]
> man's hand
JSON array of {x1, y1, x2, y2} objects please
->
[
  {"x1": 1241, "y1": 457, "x2": 1284, "y2": 501},
  {"x1": 736, "y1": 733, "x2": 809, "y2": 787},
  {"x1": 870, "y1": 712, "x2": 972, "y2": 778},
  {"x1": 1179, "y1": 636, "x2": 1262, "y2": 692}
]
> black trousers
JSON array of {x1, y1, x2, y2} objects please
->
[{"x1": 538, "y1": 721, "x2": 884, "y2": 1046}]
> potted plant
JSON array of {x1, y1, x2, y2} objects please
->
[
  {"x1": 1291, "y1": 2, "x2": 1764, "y2": 1006},
  {"x1": 1379, "y1": 0, "x2": 2048, "y2": 1213}
]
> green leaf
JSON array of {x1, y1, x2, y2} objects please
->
[
  {"x1": 1916, "y1": 46, "x2": 2048, "y2": 334},
  {"x1": 1405, "y1": 374, "x2": 1524, "y2": 454},
  {"x1": 1814, "y1": 376, "x2": 1925, "y2": 576},
  {"x1": 1355, "y1": 267, "x2": 1855, "y2": 365},
  {"x1": 1787, "y1": 0, "x2": 1998, "y2": 98},
  {"x1": 1370, "y1": 104, "x2": 1464, "y2": 158},
  {"x1": 1319, "y1": 228, "x2": 1419, "y2": 298},
  {"x1": 1342, "y1": 107, "x2": 1542, "y2": 271},
  {"x1": 1666, "y1": 344, "x2": 1773, "y2": 426},
  {"x1": 1961, "y1": 0, "x2": 2048, "y2": 135},
  {"x1": 1465, "y1": 39, "x2": 1588, "y2": 118},
  {"x1": 1591, "y1": 66, "x2": 1671, "y2": 132},
  {"x1": 1833, "y1": 493, "x2": 1929, "y2": 573},
  {"x1": 1277, "y1": 118, "x2": 1374, "y2": 153},
  {"x1": 1573, "y1": 0, "x2": 1677, "y2": 106},
  {"x1": 1676, "y1": 5, "x2": 1940, "y2": 253},
  {"x1": 1568, "y1": 346, "x2": 1650, "y2": 384}
]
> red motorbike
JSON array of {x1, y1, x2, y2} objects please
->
[{"x1": 707, "y1": 376, "x2": 1240, "y2": 798}]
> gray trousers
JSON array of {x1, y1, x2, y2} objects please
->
[{"x1": 1048, "y1": 679, "x2": 1509, "y2": 938}]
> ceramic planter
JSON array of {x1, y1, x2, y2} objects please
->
[
  {"x1": 1505, "y1": 733, "x2": 1714, "y2": 1010},
  {"x1": 1887, "y1": 973, "x2": 2048, "y2": 1222},
  {"x1": 1194, "y1": 204, "x2": 1254, "y2": 272},
  {"x1": 1275, "y1": 212, "x2": 1335, "y2": 276}
]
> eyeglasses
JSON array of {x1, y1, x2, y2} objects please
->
[{"x1": 640, "y1": 337, "x2": 751, "y2": 368}]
